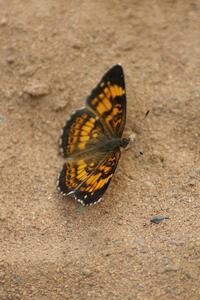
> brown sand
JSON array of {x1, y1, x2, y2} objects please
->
[{"x1": 0, "y1": 1, "x2": 200, "y2": 299}]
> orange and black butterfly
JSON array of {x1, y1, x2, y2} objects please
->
[{"x1": 58, "y1": 65, "x2": 130, "y2": 206}]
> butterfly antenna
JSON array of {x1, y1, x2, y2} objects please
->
[
  {"x1": 144, "y1": 109, "x2": 150, "y2": 119},
  {"x1": 127, "y1": 109, "x2": 150, "y2": 153}
]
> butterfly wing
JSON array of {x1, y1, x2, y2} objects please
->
[
  {"x1": 60, "y1": 108, "x2": 108, "y2": 158},
  {"x1": 58, "y1": 155, "x2": 102, "y2": 196},
  {"x1": 86, "y1": 64, "x2": 126, "y2": 137},
  {"x1": 58, "y1": 149, "x2": 121, "y2": 206},
  {"x1": 58, "y1": 65, "x2": 126, "y2": 205}
]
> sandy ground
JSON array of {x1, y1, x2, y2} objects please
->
[{"x1": 0, "y1": 1, "x2": 200, "y2": 299}]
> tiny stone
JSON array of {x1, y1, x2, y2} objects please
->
[
  {"x1": 188, "y1": 241, "x2": 196, "y2": 250},
  {"x1": 151, "y1": 216, "x2": 169, "y2": 224},
  {"x1": 4, "y1": 89, "x2": 14, "y2": 99},
  {"x1": 118, "y1": 38, "x2": 134, "y2": 51},
  {"x1": 132, "y1": 238, "x2": 144, "y2": 246},
  {"x1": 194, "y1": 168, "x2": 200, "y2": 174},
  {"x1": 0, "y1": 17, "x2": 7, "y2": 26},
  {"x1": 165, "y1": 287, "x2": 177, "y2": 294},
  {"x1": 72, "y1": 43, "x2": 82, "y2": 50},
  {"x1": 19, "y1": 65, "x2": 36, "y2": 77},
  {"x1": 132, "y1": 282, "x2": 144, "y2": 291},
  {"x1": 122, "y1": 43, "x2": 133, "y2": 51},
  {"x1": 11, "y1": 137, "x2": 18, "y2": 144},
  {"x1": 185, "y1": 272, "x2": 193, "y2": 279},
  {"x1": 0, "y1": 211, "x2": 6, "y2": 221},
  {"x1": 188, "y1": 180, "x2": 196, "y2": 186},
  {"x1": 54, "y1": 98, "x2": 69, "y2": 112},
  {"x1": 7, "y1": 55, "x2": 15, "y2": 64},
  {"x1": 169, "y1": 239, "x2": 184, "y2": 246},
  {"x1": 149, "y1": 152, "x2": 164, "y2": 163},
  {"x1": 144, "y1": 180, "x2": 154, "y2": 188},
  {"x1": 8, "y1": 106, "x2": 14, "y2": 111},
  {"x1": 12, "y1": 274, "x2": 21, "y2": 285},
  {"x1": 0, "y1": 115, "x2": 6, "y2": 123},
  {"x1": 81, "y1": 268, "x2": 91, "y2": 277},
  {"x1": 23, "y1": 82, "x2": 50, "y2": 97},
  {"x1": 163, "y1": 265, "x2": 178, "y2": 273},
  {"x1": 139, "y1": 248, "x2": 148, "y2": 254},
  {"x1": 117, "y1": 220, "x2": 123, "y2": 225},
  {"x1": 0, "y1": 270, "x2": 5, "y2": 278},
  {"x1": 76, "y1": 206, "x2": 85, "y2": 213}
]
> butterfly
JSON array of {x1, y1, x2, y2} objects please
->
[{"x1": 57, "y1": 64, "x2": 130, "y2": 206}]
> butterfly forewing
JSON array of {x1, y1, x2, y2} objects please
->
[
  {"x1": 86, "y1": 65, "x2": 126, "y2": 138},
  {"x1": 60, "y1": 108, "x2": 107, "y2": 158}
]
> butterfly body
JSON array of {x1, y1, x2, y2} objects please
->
[
  {"x1": 58, "y1": 64, "x2": 129, "y2": 206},
  {"x1": 92, "y1": 137, "x2": 120, "y2": 153}
]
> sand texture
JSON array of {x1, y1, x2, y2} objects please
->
[{"x1": 0, "y1": 1, "x2": 200, "y2": 299}]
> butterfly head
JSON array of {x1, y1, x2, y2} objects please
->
[{"x1": 120, "y1": 137, "x2": 130, "y2": 149}]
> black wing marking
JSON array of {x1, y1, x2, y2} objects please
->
[{"x1": 86, "y1": 65, "x2": 127, "y2": 137}]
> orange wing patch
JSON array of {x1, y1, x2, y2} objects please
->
[
  {"x1": 58, "y1": 150, "x2": 121, "y2": 206},
  {"x1": 60, "y1": 108, "x2": 107, "y2": 157},
  {"x1": 74, "y1": 150, "x2": 121, "y2": 206},
  {"x1": 89, "y1": 83, "x2": 125, "y2": 136},
  {"x1": 87, "y1": 65, "x2": 126, "y2": 137},
  {"x1": 91, "y1": 84, "x2": 125, "y2": 116},
  {"x1": 58, "y1": 157, "x2": 100, "y2": 195}
]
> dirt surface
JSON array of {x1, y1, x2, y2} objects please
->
[{"x1": 0, "y1": 1, "x2": 200, "y2": 299}]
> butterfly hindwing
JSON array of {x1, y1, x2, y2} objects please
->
[
  {"x1": 86, "y1": 64, "x2": 126, "y2": 137},
  {"x1": 58, "y1": 156, "x2": 101, "y2": 196},
  {"x1": 58, "y1": 149, "x2": 121, "y2": 206},
  {"x1": 75, "y1": 150, "x2": 121, "y2": 205}
]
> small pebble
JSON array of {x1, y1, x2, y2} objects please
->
[
  {"x1": 144, "y1": 180, "x2": 154, "y2": 188},
  {"x1": 169, "y1": 239, "x2": 184, "y2": 246},
  {"x1": 53, "y1": 95, "x2": 69, "y2": 112},
  {"x1": 0, "y1": 17, "x2": 7, "y2": 26},
  {"x1": 19, "y1": 65, "x2": 36, "y2": 77},
  {"x1": 81, "y1": 268, "x2": 91, "y2": 277},
  {"x1": 118, "y1": 37, "x2": 134, "y2": 51},
  {"x1": 150, "y1": 216, "x2": 169, "y2": 224},
  {"x1": 76, "y1": 205, "x2": 85, "y2": 213},
  {"x1": 12, "y1": 274, "x2": 21, "y2": 285},
  {"x1": 0, "y1": 115, "x2": 6, "y2": 123},
  {"x1": 163, "y1": 265, "x2": 178, "y2": 273},
  {"x1": 7, "y1": 55, "x2": 15, "y2": 64},
  {"x1": 0, "y1": 270, "x2": 5, "y2": 278},
  {"x1": 0, "y1": 210, "x2": 6, "y2": 221},
  {"x1": 194, "y1": 167, "x2": 200, "y2": 174},
  {"x1": 23, "y1": 82, "x2": 50, "y2": 97},
  {"x1": 132, "y1": 238, "x2": 144, "y2": 246},
  {"x1": 72, "y1": 43, "x2": 82, "y2": 50}
]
